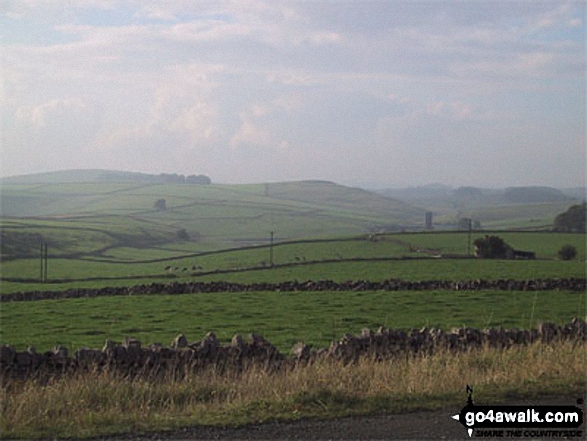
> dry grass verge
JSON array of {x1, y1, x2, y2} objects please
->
[{"x1": 1, "y1": 341, "x2": 585, "y2": 439}]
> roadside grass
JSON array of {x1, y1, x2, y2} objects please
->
[
  {"x1": 1, "y1": 290, "x2": 584, "y2": 352},
  {"x1": 1, "y1": 341, "x2": 584, "y2": 439}
]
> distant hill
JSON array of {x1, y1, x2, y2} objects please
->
[
  {"x1": 503, "y1": 186, "x2": 570, "y2": 203},
  {"x1": 379, "y1": 185, "x2": 578, "y2": 206},
  {"x1": 264, "y1": 181, "x2": 423, "y2": 223},
  {"x1": 0, "y1": 170, "x2": 426, "y2": 249},
  {"x1": 376, "y1": 185, "x2": 584, "y2": 229},
  {"x1": 1, "y1": 169, "x2": 109, "y2": 184},
  {"x1": 377, "y1": 185, "x2": 452, "y2": 202},
  {"x1": 558, "y1": 187, "x2": 586, "y2": 201},
  {"x1": 1, "y1": 169, "x2": 211, "y2": 185}
]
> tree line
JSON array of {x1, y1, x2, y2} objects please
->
[{"x1": 98, "y1": 171, "x2": 211, "y2": 185}]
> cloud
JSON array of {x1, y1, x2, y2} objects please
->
[
  {"x1": 1, "y1": 1, "x2": 584, "y2": 186},
  {"x1": 16, "y1": 98, "x2": 87, "y2": 127},
  {"x1": 230, "y1": 118, "x2": 271, "y2": 148},
  {"x1": 91, "y1": 63, "x2": 222, "y2": 153},
  {"x1": 524, "y1": 2, "x2": 584, "y2": 32},
  {"x1": 228, "y1": 94, "x2": 302, "y2": 149}
]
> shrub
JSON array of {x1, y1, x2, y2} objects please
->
[
  {"x1": 177, "y1": 229, "x2": 190, "y2": 241},
  {"x1": 558, "y1": 245, "x2": 577, "y2": 261},
  {"x1": 154, "y1": 199, "x2": 166, "y2": 211}
]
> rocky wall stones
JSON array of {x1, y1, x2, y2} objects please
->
[
  {"x1": 1, "y1": 318, "x2": 585, "y2": 382},
  {"x1": 2, "y1": 278, "x2": 585, "y2": 303}
]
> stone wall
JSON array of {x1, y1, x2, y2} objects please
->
[
  {"x1": 1, "y1": 318, "x2": 585, "y2": 382},
  {"x1": 2, "y1": 278, "x2": 585, "y2": 303}
]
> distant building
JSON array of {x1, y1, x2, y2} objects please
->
[
  {"x1": 425, "y1": 212, "x2": 433, "y2": 229},
  {"x1": 507, "y1": 249, "x2": 536, "y2": 260}
]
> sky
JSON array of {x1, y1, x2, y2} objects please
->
[{"x1": 1, "y1": 0, "x2": 585, "y2": 188}]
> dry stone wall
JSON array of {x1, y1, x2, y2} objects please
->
[
  {"x1": 2, "y1": 278, "x2": 585, "y2": 303},
  {"x1": 1, "y1": 318, "x2": 585, "y2": 382}
]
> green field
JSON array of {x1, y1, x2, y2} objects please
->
[
  {"x1": 2, "y1": 289, "x2": 585, "y2": 352},
  {"x1": 1, "y1": 174, "x2": 585, "y2": 350},
  {"x1": 1, "y1": 232, "x2": 585, "y2": 294}
]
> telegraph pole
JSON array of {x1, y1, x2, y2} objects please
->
[
  {"x1": 467, "y1": 219, "x2": 472, "y2": 257},
  {"x1": 40, "y1": 242, "x2": 48, "y2": 282},
  {"x1": 40, "y1": 243, "x2": 44, "y2": 281},
  {"x1": 44, "y1": 243, "x2": 48, "y2": 282},
  {"x1": 270, "y1": 231, "x2": 274, "y2": 267}
]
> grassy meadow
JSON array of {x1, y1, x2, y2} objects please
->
[
  {"x1": 1, "y1": 231, "x2": 585, "y2": 294},
  {"x1": 2, "y1": 289, "x2": 585, "y2": 352},
  {"x1": 1, "y1": 178, "x2": 585, "y2": 351},
  {"x1": 1, "y1": 177, "x2": 585, "y2": 351}
]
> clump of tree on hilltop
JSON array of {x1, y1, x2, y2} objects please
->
[
  {"x1": 553, "y1": 203, "x2": 586, "y2": 233},
  {"x1": 97, "y1": 171, "x2": 211, "y2": 185},
  {"x1": 473, "y1": 235, "x2": 513, "y2": 259}
]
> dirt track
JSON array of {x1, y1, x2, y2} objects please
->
[{"x1": 95, "y1": 395, "x2": 584, "y2": 440}]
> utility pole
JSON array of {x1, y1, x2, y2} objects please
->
[
  {"x1": 270, "y1": 231, "x2": 274, "y2": 267},
  {"x1": 40, "y1": 242, "x2": 48, "y2": 282},
  {"x1": 467, "y1": 219, "x2": 472, "y2": 257},
  {"x1": 44, "y1": 243, "x2": 48, "y2": 282},
  {"x1": 40, "y1": 243, "x2": 44, "y2": 282}
]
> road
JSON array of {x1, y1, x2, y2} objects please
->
[{"x1": 95, "y1": 395, "x2": 584, "y2": 441}]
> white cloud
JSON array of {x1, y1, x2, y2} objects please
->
[
  {"x1": 1, "y1": 1, "x2": 584, "y2": 186},
  {"x1": 524, "y1": 2, "x2": 583, "y2": 32},
  {"x1": 230, "y1": 118, "x2": 271, "y2": 148},
  {"x1": 134, "y1": 4, "x2": 177, "y2": 22},
  {"x1": 16, "y1": 98, "x2": 87, "y2": 127},
  {"x1": 229, "y1": 96, "x2": 299, "y2": 149},
  {"x1": 425, "y1": 101, "x2": 475, "y2": 120}
]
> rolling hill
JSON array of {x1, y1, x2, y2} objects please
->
[
  {"x1": 378, "y1": 185, "x2": 583, "y2": 229},
  {"x1": 0, "y1": 170, "x2": 426, "y2": 258}
]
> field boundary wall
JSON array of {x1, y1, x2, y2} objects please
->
[
  {"x1": 1, "y1": 278, "x2": 585, "y2": 303},
  {"x1": 1, "y1": 319, "x2": 585, "y2": 382}
]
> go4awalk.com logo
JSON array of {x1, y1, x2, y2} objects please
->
[{"x1": 451, "y1": 386, "x2": 584, "y2": 438}]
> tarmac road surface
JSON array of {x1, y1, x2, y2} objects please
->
[{"x1": 94, "y1": 395, "x2": 584, "y2": 441}]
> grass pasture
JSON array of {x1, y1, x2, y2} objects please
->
[
  {"x1": 1, "y1": 231, "x2": 584, "y2": 295},
  {"x1": 2, "y1": 289, "x2": 585, "y2": 352},
  {"x1": 2, "y1": 177, "x2": 584, "y2": 295}
]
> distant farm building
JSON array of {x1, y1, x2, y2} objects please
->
[
  {"x1": 425, "y1": 212, "x2": 433, "y2": 229},
  {"x1": 507, "y1": 249, "x2": 536, "y2": 260}
]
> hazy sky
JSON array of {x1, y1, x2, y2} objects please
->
[{"x1": 1, "y1": 0, "x2": 585, "y2": 188}]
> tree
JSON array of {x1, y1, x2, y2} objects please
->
[
  {"x1": 473, "y1": 235, "x2": 513, "y2": 259},
  {"x1": 186, "y1": 175, "x2": 212, "y2": 185},
  {"x1": 558, "y1": 245, "x2": 577, "y2": 261},
  {"x1": 176, "y1": 229, "x2": 190, "y2": 241},
  {"x1": 553, "y1": 203, "x2": 586, "y2": 233},
  {"x1": 153, "y1": 199, "x2": 166, "y2": 211}
]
